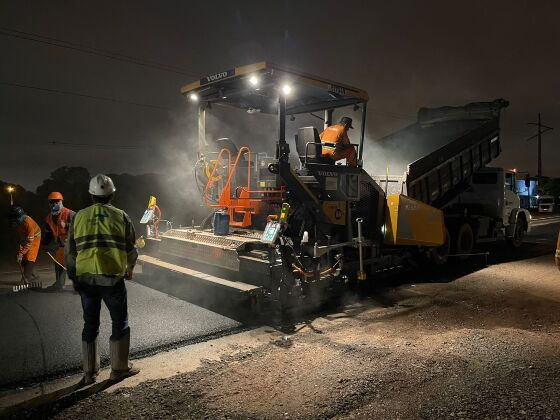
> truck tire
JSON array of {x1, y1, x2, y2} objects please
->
[
  {"x1": 507, "y1": 220, "x2": 525, "y2": 248},
  {"x1": 431, "y1": 228, "x2": 451, "y2": 265},
  {"x1": 455, "y1": 223, "x2": 474, "y2": 258}
]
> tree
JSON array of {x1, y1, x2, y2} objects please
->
[{"x1": 540, "y1": 177, "x2": 560, "y2": 200}]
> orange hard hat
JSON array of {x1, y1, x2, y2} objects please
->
[{"x1": 48, "y1": 191, "x2": 63, "y2": 201}]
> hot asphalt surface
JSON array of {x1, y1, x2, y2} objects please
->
[
  {"x1": 0, "y1": 278, "x2": 241, "y2": 388},
  {"x1": 0, "y1": 217, "x2": 558, "y2": 389}
]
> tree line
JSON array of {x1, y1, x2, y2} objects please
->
[{"x1": 1, "y1": 166, "x2": 206, "y2": 265}]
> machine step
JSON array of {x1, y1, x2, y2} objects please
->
[
  {"x1": 137, "y1": 254, "x2": 261, "y2": 294},
  {"x1": 299, "y1": 175, "x2": 319, "y2": 185}
]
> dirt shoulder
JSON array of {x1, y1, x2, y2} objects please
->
[{"x1": 9, "y1": 254, "x2": 560, "y2": 419}]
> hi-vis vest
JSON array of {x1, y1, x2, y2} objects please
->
[
  {"x1": 73, "y1": 204, "x2": 127, "y2": 277},
  {"x1": 320, "y1": 123, "x2": 350, "y2": 152},
  {"x1": 46, "y1": 207, "x2": 73, "y2": 246}
]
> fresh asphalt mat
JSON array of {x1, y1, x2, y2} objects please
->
[{"x1": 0, "y1": 279, "x2": 242, "y2": 388}]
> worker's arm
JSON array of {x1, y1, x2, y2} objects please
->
[
  {"x1": 341, "y1": 131, "x2": 351, "y2": 146},
  {"x1": 64, "y1": 221, "x2": 77, "y2": 281},
  {"x1": 124, "y1": 212, "x2": 138, "y2": 279},
  {"x1": 19, "y1": 220, "x2": 35, "y2": 256},
  {"x1": 63, "y1": 211, "x2": 76, "y2": 245},
  {"x1": 41, "y1": 223, "x2": 54, "y2": 246},
  {"x1": 556, "y1": 229, "x2": 560, "y2": 271}
]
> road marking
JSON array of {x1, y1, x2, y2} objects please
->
[{"x1": 530, "y1": 217, "x2": 560, "y2": 227}]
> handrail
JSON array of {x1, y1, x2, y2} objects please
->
[
  {"x1": 203, "y1": 148, "x2": 231, "y2": 207},
  {"x1": 222, "y1": 146, "x2": 251, "y2": 201},
  {"x1": 235, "y1": 186, "x2": 286, "y2": 199}
]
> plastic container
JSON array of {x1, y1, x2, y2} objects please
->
[{"x1": 212, "y1": 211, "x2": 230, "y2": 236}]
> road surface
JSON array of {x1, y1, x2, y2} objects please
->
[
  {"x1": 0, "y1": 273, "x2": 241, "y2": 388},
  {"x1": 0, "y1": 217, "x2": 557, "y2": 389},
  {"x1": 11, "y1": 218, "x2": 559, "y2": 419}
]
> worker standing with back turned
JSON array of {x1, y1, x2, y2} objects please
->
[
  {"x1": 320, "y1": 116, "x2": 358, "y2": 167},
  {"x1": 65, "y1": 174, "x2": 139, "y2": 384},
  {"x1": 9, "y1": 206, "x2": 41, "y2": 283},
  {"x1": 43, "y1": 192, "x2": 75, "y2": 292}
]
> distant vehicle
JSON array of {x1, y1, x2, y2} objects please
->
[{"x1": 538, "y1": 195, "x2": 555, "y2": 213}]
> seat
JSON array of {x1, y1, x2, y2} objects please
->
[{"x1": 294, "y1": 127, "x2": 333, "y2": 165}]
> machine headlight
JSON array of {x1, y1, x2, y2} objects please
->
[{"x1": 249, "y1": 75, "x2": 259, "y2": 87}]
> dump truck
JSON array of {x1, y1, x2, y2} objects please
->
[
  {"x1": 137, "y1": 62, "x2": 524, "y2": 312},
  {"x1": 374, "y1": 99, "x2": 531, "y2": 261}
]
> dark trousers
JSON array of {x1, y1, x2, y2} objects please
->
[
  {"x1": 21, "y1": 260, "x2": 37, "y2": 281},
  {"x1": 78, "y1": 279, "x2": 129, "y2": 343},
  {"x1": 54, "y1": 264, "x2": 65, "y2": 290}
]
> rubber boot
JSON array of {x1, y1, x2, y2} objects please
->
[
  {"x1": 82, "y1": 339, "x2": 99, "y2": 385},
  {"x1": 109, "y1": 330, "x2": 139, "y2": 381},
  {"x1": 58, "y1": 270, "x2": 66, "y2": 291}
]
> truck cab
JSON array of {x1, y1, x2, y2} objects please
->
[
  {"x1": 446, "y1": 167, "x2": 530, "y2": 247},
  {"x1": 460, "y1": 168, "x2": 519, "y2": 222},
  {"x1": 538, "y1": 195, "x2": 555, "y2": 213}
]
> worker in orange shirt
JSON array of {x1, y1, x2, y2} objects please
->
[
  {"x1": 42, "y1": 192, "x2": 75, "y2": 292},
  {"x1": 554, "y1": 231, "x2": 560, "y2": 270},
  {"x1": 9, "y1": 206, "x2": 41, "y2": 283},
  {"x1": 320, "y1": 116, "x2": 358, "y2": 167}
]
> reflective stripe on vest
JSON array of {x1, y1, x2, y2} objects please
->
[{"x1": 73, "y1": 204, "x2": 127, "y2": 277}]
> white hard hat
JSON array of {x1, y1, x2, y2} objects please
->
[{"x1": 88, "y1": 174, "x2": 116, "y2": 196}]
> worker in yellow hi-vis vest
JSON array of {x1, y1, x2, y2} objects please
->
[{"x1": 65, "y1": 174, "x2": 139, "y2": 385}]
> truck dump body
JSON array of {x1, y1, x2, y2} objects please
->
[{"x1": 377, "y1": 99, "x2": 509, "y2": 209}]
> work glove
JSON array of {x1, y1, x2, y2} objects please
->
[{"x1": 16, "y1": 253, "x2": 23, "y2": 264}]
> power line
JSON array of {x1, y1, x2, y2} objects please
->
[
  {"x1": 0, "y1": 81, "x2": 172, "y2": 111},
  {"x1": 0, "y1": 26, "x2": 199, "y2": 78},
  {"x1": 16, "y1": 140, "x2": 154, "y2": 150}
]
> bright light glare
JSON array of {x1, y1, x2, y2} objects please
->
[
  {"x1": 189, "y1": 93, "x2": 199, "y2": 102},
  {"x1": 282, "y1": 84, "x2": 292, "y2": 95},
  {"x1": 249, "y1": 75, "x2": 259, "y2": 87},
  {"x1": 7, "y1": 186, "x2": 14, "y2": 192}
]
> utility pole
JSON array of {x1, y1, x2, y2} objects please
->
[{"x1": 527, "y1": 113, "x2": 553, "y2": 192}]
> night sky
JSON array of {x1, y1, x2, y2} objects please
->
[{"x1": 1, "y1": 0, "x2": 559, "y2": 190}]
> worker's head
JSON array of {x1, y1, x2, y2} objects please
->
[
  {"x1": 339, "y1": 117, "x2": 354, "y2": 131},
  {"x1": 8, "y1": 206, "x2": 26, "y2": 226},
  {"x1": 47, "y1": 192, "x2": 64, "y2": 215},
  {"x1": 88, "y1": 174, "x2": 116, "y2": 204}
]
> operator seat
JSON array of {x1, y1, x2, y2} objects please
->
[{"x1": 294, "y1": 127, "x2": 333, "y2": 166}]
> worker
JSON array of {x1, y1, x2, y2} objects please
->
[
  {"x1": 42, "y1": 192, "x2": 76, "y2": 292},
  {"x1": 556, "y1": 227, "x2": 560, "y2": 271},
  {"x1": 9, "y1": 206, "x2": 41, "y2": 282},
  {"x1": 320, "y1": 116, "x2": 358, "y2": 167},
  {"x1": 65, "y1": 174, "x2": 139, "y2": 384}
]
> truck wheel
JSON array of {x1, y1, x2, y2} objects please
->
[
  {"x1": 455, "y1": 223, "x2": 474, "y2": 258},
  {"x1": 431, "y1": 228, "x2": 451, "y2": 265},
  {"x1": 507, "y1": 221, "x2": 525, "y2": 248}
]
